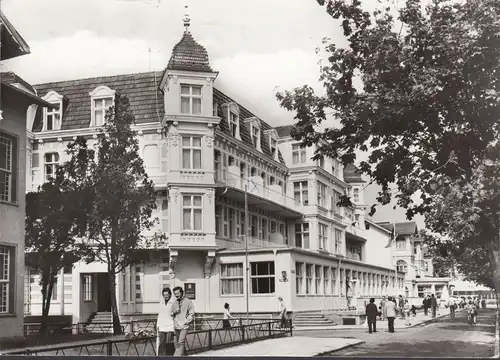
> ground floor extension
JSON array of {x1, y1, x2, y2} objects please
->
[{"x1": 24, "y1": 248, "x2": 405, "y2": 323}]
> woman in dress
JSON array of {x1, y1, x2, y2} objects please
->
[
  {"x1": 222, "y1": 303, "x2": 234, "y2": 329},
  {"x1": 157, "y1": 287, "x2": 175, "y2": 355}
]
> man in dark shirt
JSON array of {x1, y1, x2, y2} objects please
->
[
  {"x1": 430, "y1": 294, "x2": 438, "y2": 318},
  {"x1": 366, "y1": 298, "x2": 378, "y2": 334}
]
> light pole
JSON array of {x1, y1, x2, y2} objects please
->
[{"x1": 244, "y1": 184, "x2": 249, "y2": 321}]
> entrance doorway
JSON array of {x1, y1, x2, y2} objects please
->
[{"x1": 97, "y1": 273, "x2": 112, "y2": 312}]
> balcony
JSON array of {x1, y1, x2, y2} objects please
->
[{"x1": 216, "y1": 234, "x2": 289, "y2": 251}]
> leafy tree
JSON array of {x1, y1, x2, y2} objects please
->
[
  {"x1": 276, "y1": 0, "x2": 500, "y2": 218},
  {"x1": 25, "y1": 152, "x2": 89, "y2": 333},
  {"x1": 64, "y1": 94, "x2": 160, "y2": 334}
]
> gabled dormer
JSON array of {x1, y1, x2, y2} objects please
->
[
  {"x1": 89, "y1": 85, "x2": 115, "y2": 127},
  {"x1": 221, "y1": 102, "x2": 241, "y2": 140},
  {"x1": 159, "y1": 12, "x2": 219, "y2": 126},
  {"x1": 264, "y1": 129, "x2": 279, "y2": 160},
  {"x1": 41, "y1": 90, "x2": 64, "y2": 131},
  {"x1": 244, "y1": 117, "x2": 261, "y2": 151}
]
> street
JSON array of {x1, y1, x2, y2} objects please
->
[{"x1": 295, "y1": 308, "x2": 496, "y2": 358}]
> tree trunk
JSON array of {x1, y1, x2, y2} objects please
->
[
  {"x1": 39, "y1": 276, "x2": 55, "y2": 335},
  {"x1": 109, "y1": 269, "x2": 123, "y2": 335}
]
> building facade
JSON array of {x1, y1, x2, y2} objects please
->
[
  {"x1": 23, "y1": 19, "x2": 406, "y2": 324},
  {"x1": 0, "y1": 10, "x2": 56, "y2": 339}
]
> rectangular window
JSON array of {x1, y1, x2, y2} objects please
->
[
  {"x1": 229, "y1": 112, "x2": 239, "y2": 137},
  {"x1": 44, "y1": 152, "x2": 59, "y2": 182},
  {"x1": 215, "y1": 205, "x2": 221, "y2": 236},
  {"x1": 0, "y1": 132, "x2": 16, "y2": 203},
  {"x1": 251, "y1": 215, "x2": 258, "y2": 237},
  {"x1": 270, "y1": 137, "x2": 277, "y2": 158},
  {"x1": 251, "y1": 126, "x2": 260, "y2": 148},
  {"x1": 318, "y1": 223, "x2": 328, "y2": 250},
  {"x1": 135, "y1": 266, "x2": 142, "y2": 300},
  {"x1": 332, "y1": 191, "x2": 342, "y2": 214},
  {"x1": 315, "y1": 265, "x2": 322, "y2": 295},
  {"x1": 161, "y1": 198, "x2": 168, "y2": 232},
  {"x1": 396, "y1": 239, "x2": 406, "y2": 249},
  {"x1": 94, "y1": 98, "x2": 113, "y2": 126},
  {"x1": 182, "y1": 195, "x2": 203, "y2": 230},
  {"x1": 317, "y1": 157, "x2": 324, "y2": 168},
  {"x1": 52, "y1": 278, "x2": 58, "y2": 301},
  {"x1": 293, "y1": 181, "x2": 308, "y2": 205},
  {"x1": 331, "y1": 268, "x2": 337, "y2": 295},
  {"x1": 323, "y1": 267, "x2": 329, "y2": 295},
  {"x1": 182, "y1": 137, "x2": 202, "y2": 169},
  {"x1": 83, "y1": 275, "x2": 92, "y2": 301},
  {"x1": 353, "y1": 188, "x2": 360, "y2": 202},
  {"x1": 305, "y1": 264, "x2": 312, "y2": 295},
  {"x1": 334, "y1": 229, "x2": 342, "y2": 253},
  {"x1": 261, "y1": 218, "x2": 268, "y2": 241},
  {"x1": 228, "y1": 208, "x2": 235, "y2": 239},
  {"x1": 220, "y1": 263, "x2": 244, "y2": 295},
  {"x1": 0, "y1": 246, "x2": 14, "y2": 313},
  {"x1": 317, "y1": 182, "x2": 326, "y2": 207},
  {"x1": 181, "y1": 85, "x2": 202, "y2": 115},
  {"x1": 45, "y1": 104, "x2": 61, "y2": 131},
  {"x1": 292, "y1": 144, "x2": 306, "y2": 164},
  {"x1": 295, "y1": 262, "x2": 303, "y2": 294},
  {"x1": 250, "y1": 261, "x2": 275, "y2": 294},
  {"x1": 295, "y1": 223, "x2": 310, "y2": 249},
  {"x1": 121, "y1": 272, "x2": 127, "y2": 301}
]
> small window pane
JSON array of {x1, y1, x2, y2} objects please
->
[
  {"x1": 192, "y1": 86, "x2": 202, "y2": 96},
  {"x1": 194, "y1": 209, "x2": 202, "y2": 230},
  {"x1": 193, "y1": 196, "x2": 202, "y2": 206},
  {"x1": 183, "y1": 196, "x2": 192, "y2": 206},
  {"x1": 193, "y1": 150, "x2": 201, "y2": 168},
  {"x1": 193, "y1": 98, "x2": 201, "y2": 114},
  {"x1": 181, "y1": 86, "x2": 190, "y2": 94},
  {"x1": 183, "y1": 209, "x2": 191, "y2": 229},
  {"x1": 192, "y1": 137, "x2": 201, "y2": 147},
  {"x1": 181, "y1": 97, "x2": 190, "y2": 114},
  {"x1": 182, "y1": 137, "x2": 191, "y2": 146}
]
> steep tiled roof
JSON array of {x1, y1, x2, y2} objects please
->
[
  {"x1": 32, "y1": 71, "x2": 284, "y2": 165},
  {"x1": 275, "y1": 125, "x2": 294, "y2": 138},
  {"x1": 33, "y1": 71, "x2": 165, "y2": 131},
  {"x1": 343, "y1": 163, "x2": 364, "y2": 183},
  {"x1": 1, "y1": 71, "x2": 36, "y2": 94},
  {"x1": 0, "y1": 9, "x2": 30, "y2": 60},
  {"x1": 378, "y1": 221, "x2": 419, "y2": 236},
  {"x1": 214, "y1": 88, "x2": 285, "y2": 165},
  {"x1": 167, "y1": 31, "x2": 213, "y2": 73}
]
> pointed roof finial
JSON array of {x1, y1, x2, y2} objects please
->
[{"x1": 182, "y1": 5, "x2": 190, "y2": 32}]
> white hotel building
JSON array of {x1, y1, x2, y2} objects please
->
[{"x1": 21, "y1": 20, "x2": 405, "y2": 324}]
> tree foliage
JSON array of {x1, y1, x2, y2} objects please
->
[
  {"x1": 276, "y1": 0, "x2": 500, "y2": 219},
  {"x1": 62, "y1": 94, "x2": 160, "y2": 334}
]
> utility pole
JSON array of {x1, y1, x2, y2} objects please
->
[{"x1": 245, "y1": 184, "x2": 249, "y2": 321}]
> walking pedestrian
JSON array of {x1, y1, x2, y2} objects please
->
[
  {"x1": 430, "y1": 294, "x2": 437, "y2": 318},
  {"x1": 379, "y1": 296, "x2": 387, "y2": 321},
  {"x1": 157, "y1": 287, "x2": 175, "y2": 356},
  {"x1": 222, "y1": 303, "x2": 234, "y2": 329},
  {"x1": 171, "y1": 286, "x2": 195, "y2": 356},
  {"x1": 398, "y1": 295, "x2": 405, "y2": 319},
  {"x1": 366, "y1": 298, "x2": 378, "y2": 334},
  {"x1": 278, "y1": 297, "x2": 289, "y2": 329},
  {"x1": 404, "y1": 300, "x2": 411, "y2": 326},
  {"x1": 384, "y1": 296, "x2": 396, "y2": 333},
  {"x1": 448, "y1": 297, "x2": 456, "y2": 318},
  {"x1": 422, "y1": 295, "x2": 430, "y2": 316}
]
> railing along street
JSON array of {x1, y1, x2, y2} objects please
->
[{"x1": 8, "y1": 318, "x2": 292, "y2": 356}]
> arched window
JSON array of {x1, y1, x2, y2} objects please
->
[
  {"x1": 143, "y1": 144, "x2": 159, "y2": 172},
  {"x1": 397, "y1": 260, "x2": 408, "y2": 273}
]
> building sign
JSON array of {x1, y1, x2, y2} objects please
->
[{"x1": 185, "y1": 283, "x2": 196, "y2": 300}]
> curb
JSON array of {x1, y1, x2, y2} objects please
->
[
  {"x1": 408, "y1": 312, "x2": 449, "y2": 329},
  {"x1": 492, "y1": 310, "x2": 499, "y2": 359},
  {"x1": 314, "y1": 340, "x2": 365, "y2": 356}
]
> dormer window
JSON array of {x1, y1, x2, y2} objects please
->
[
  {"x1": 292, "y1": 144, "x2": 307, "y2": 165},
  {"x1": 229, "y1": 112, "x2": 239, "y2": 137},
  {"x1": 89, "y1": 86, "x2": 116, "y2": 127},
  {"x1": 222, "y1": 103, "x2": 241, "y2": 140},
  {"x1": 251, "y1": 125, "x2": 260, "y2": 148},
  {"x1": 41, "y1": 90, "x2": 64, "y2": 131},
  {"x1": 181, "y1": 85, "x2": 202, "y2": 115},
  {"x1": 245, "y1": 117, "x2": 262, "y2": 151},
  {"x1": 270, "y1": 137, "x2": 277, "y2": 158}
]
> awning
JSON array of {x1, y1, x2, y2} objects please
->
[
  {"x1": 345, "y1": 230, "x2": 366, "y2": 242},
  {"x1": 1, "y1": 80, "x2": 59, "y2": 108},
  {"x1": 215, "y1": 187, "x2": 303, "y2": 220}
]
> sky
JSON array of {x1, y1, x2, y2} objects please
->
[{"x1": 2, "y1": 0, "x2": 424, "y2": 228}]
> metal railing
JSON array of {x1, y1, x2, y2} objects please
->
[{"x1": 8, "y1": 319, "x2": 292, "y2": 356}]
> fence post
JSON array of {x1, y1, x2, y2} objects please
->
[
  {"x1": 268, "y1": 322, "x2": 272, "y2": 337},
  {"x1": 131, "y1": 320, "x2": 135, "y2": 334},
  {"x1": 107, "y1": 340, "x2": 112, "y2": 356},
  {"x1": 289, "y1": 319, "x2": 293, "y2": 337},
  {"x1": 240, "y1": 319, "x2": 245, "y2": 342},
  {"x1": 208, "y1": 329, "x2": 213, "y2": 350}
]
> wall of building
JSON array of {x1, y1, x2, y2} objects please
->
[
  {"x1": 364, "y1": 224, "x2": 392, "y2": 269},
  {"x1": 0, "y1": 105, "x2": 27, "y2": 339}
]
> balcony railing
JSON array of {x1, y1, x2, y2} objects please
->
[{"x1": 216, "y1": 235, "x2": 289, "y2": 250}]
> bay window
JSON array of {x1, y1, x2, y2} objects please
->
[
  {"x1": 181, "y1": 85, "x2": 202, "y2": 115},
  {"x1": 182, "y1": 195, "x2": 203, "y2": 231}
]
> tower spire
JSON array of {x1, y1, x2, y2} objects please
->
[{"x1": 182, "y1": 5, "x2": 190, "y2": 32}]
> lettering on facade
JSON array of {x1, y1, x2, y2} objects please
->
[{"x1": 185, "y1": 283, "x2": 196, "y2": 300}]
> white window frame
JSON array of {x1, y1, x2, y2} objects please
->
[
  {"x1": 317, "y1": 182, "x2": 327, "y2": 207},
  {"x1": 305, "y1": 264, "x2": 312, "y2": 295},
  {"x1": 353, "y1": 187, "x2": 360, "y2": 202},
  {"x1": 250, "y1": 261, "x2": 275, "y2": 295},
  {"x1": 292, "y1": 144, "x2": 307, "y2": 165},
  {"x1": 0, "y1": 246, "x2": 14, "y2": 314},
  {"x1": 89, "y1": 86, "x2": 116, "y2": 127},
  {"x1": 315, "y1": 265, "x2": 322, "y2": 295},
  {"x1": 44, "y1": 152, "x2": 59, "y2": 182},
  {"x1": 397, "y1": 260, "x2": 408, "y2": 273},
  {"x1": 334, "y1": 229, "x2": 342, "y2": 254},
  {"x1": 0, "y1": 132, "x2": 16, "y2": 203},
  {"x1": 41, "y1": 90, "x2": 63, "y2": 132},
  {"x1": 83, "y1": 274, "x2": 92, "y2": 302},
  {"x1": 324, "y1": 267, "x2": 330, "y2": 295},
  {"x1": 295, "y1": 223, "x2": 309, "y2": 249},
  {"x1": 295, "y1": 262, "x2": 304, "y2": 294},
  {"x1": 270, "y1": 136, "x2": 278, "y2": 159},
  {"x1": 229, "y1": 112, "x2": 239, "y2": 138},
  {"x1": 220, "y1": 263, "x2": 244, "y2": 295},
  {"x1": 181, "y1": 136, "x2": 202, "y2": 169},
  {"x1": 294, "y1": 181, "x2": 309, "y2": 205},
  {"x1": 318, "y1": 223, "x2": 328, "y2": 250},
  {"x1": 160, "y1": 196, "x2": 168, "y2": 233},
  {"x1": 182, "y1": 195, "x2": 203, "y2": 231},
  {"x1": 180, "y1": 84, "x2": 202, "y2": 115}
]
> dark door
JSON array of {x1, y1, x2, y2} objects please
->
[{"x1": 97, "y1": 273, "x2": 111, "y2": 312}]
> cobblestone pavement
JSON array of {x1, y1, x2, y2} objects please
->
[{"x1": 304, "y1": 308, "x2": 496, "y2": 358}]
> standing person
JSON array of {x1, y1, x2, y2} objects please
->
[
  {"x1": 222, "y1": 303, "x2": 234, "y2": 329},
  {"x1": 422, "y1": 296, "x2": 429, "y2": 316},
  {"x1": 404, "y1": 300, "x2": 412, "y2": 326},
  {"x1": 398, "y1": 295, "x2": 405, "y2": 319},
  {"x1": 379, "y1": 296, "x2": 387, "y2": 321},
  {"x1": 366, "y1": 298, "x2": 378, "y2": 334},
  {"x1": 384, "y1": 296, "x2": 397, "y2": 333},
  {"x1": 448, "y1": 297, "x2": 456, "y2": 318},
  {"x1": 157, "y1": 287, "x2": 175, "y2": 356},
  {"x1": 171, "y1": 286, "x2": 195, "y2": 356},
  {"x1": 278, "y1": 297, "x2": 289, "y2": 329},
  {"x1": 430, "y1": 294, "x2": 438, "y2": 318}
]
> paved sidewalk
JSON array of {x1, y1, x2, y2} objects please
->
[
  {"x1": 295, "y1": 308, "x2": 455, "y2": 331},
  {"x1": 195, "y1": 336, "x2": 364, "y2": 357}
]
